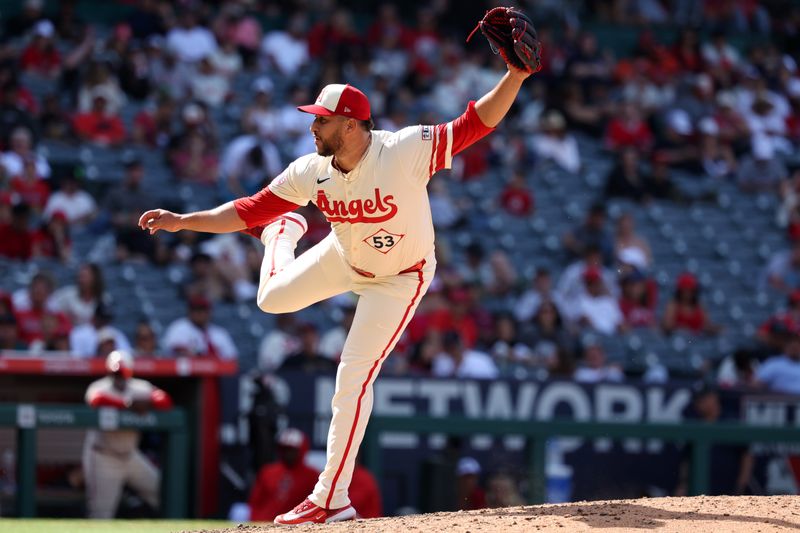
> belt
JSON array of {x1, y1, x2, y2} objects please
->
[{"x1": 351, "y1": 259, "x2": 426, "y2": 279}]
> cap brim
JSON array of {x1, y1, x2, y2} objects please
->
[{"x1": 297, "y1": 104, "x2": 336, "y2": 116}]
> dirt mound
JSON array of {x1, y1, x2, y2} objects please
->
[{"x1": 194, "y1": 495, "x2": 800, "y2": 533}]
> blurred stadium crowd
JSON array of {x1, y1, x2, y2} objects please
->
[{"x1": 0, "y1": 0, "x2": 799, "y2": 396}]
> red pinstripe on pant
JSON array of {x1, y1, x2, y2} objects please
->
[{"x1": 324, "y1": 266, "x2": 426, "y2": 509}]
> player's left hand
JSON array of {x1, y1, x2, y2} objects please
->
[{"x1": 467, "y1": 6, "x2": 542, "y2": 76}]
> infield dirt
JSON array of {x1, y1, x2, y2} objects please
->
[{"x1": 187, "y1": 495, "x2": 800, "y2": 532}]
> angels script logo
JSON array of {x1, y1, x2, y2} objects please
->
[{"x1": 316, "y1": 188, "x2": 398, "y2": 223}]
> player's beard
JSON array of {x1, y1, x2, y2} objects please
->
[{"x1": 316, "y1": 129, "x2": 345, "y2": 157}]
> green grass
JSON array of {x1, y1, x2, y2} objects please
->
[{"x1": 0, "y1": 519, "x2": 231, "y2": 533}]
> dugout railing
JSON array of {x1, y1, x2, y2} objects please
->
[
  {"x1": 0, "y1": 403, "x2": 188, "y2": 518},
  {"x1": 364, "y1": 416, "x2": 800, "y2": 504}
]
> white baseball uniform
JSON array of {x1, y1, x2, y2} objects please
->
[
  {"x1": 82, "y1": 376, "x2": 169, "y2": 518},
  {"x1": 234, "y1": 100, "x2": 493, "y2": 510}
]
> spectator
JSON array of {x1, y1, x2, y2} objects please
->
[
  {"x1": 166, "y1": 10, "x2": 217, "y2": 64},
  {"x1": 9, "y1": 155, "x2": 49, "y2": 211},
  {"x1": 618, "y1": 269, "x2": 657, "y2": 328},
  {"x1": 432, "y1": 330, "x2": 498, "y2": 379},
  {"x1": 519, "y1": 300, "x2": 573, "y2": 373},
  {"x1": 4, "y1": 0, "x2": 47, "y2": 39},
  {"x1": 485, "y1": 472, "x2": 524, "y2": 508},
  {"x1": 43, "y1": 174, "x2": 98, "y2": 225},
  {"x1": 455, "y1": 457, "x2": 487, "y2": 511},
  {"x1": 488, "y1": 312, "x2": 532, "y2": 367},
  {"x1": 560, "y1": 81, "x2": 608, "y2": 136},
  {"x1": 567, "y1": 266, "x2": 624, "y2": 335},
  {"x1": 172, "y1": 129, "x2": 219, "y2": 185},
  {"x1": 77, "y1": 61, "x2": 126, "y2": 115},
  {"x1": 499, "y1": 170, "x2": 533, "y2": 217},
  {"x1": 248, "y1": 428, "x2": 318, "y2": 522},
  {"x1": 701, "y1": 29, "x2": 742, "y2": 72},
  {"x1": 319, "y1": 303, "x2": 356, "y2": 361},
  {"x1": 662, "y1": 273, "x2": 720, "y2": 335},
  {"x1": 514, "y1": 267, "x2": 558, "y2": 323},
  {"x1": 278, "y1": 323, "x2": 337, "y2": 374},
  {"x1": 260, "y1": 14, "x2": 309, "y2": 77},
  {"x1": 653, "y1": 109, "x2": 698, "y2": 169},
  {"x1": 566, "y1": 32, "x2": 612, "y2": 90},
  {"x1": 614, "y1": 213, "x2": 652, "y2": 268},
  {"x1": 31, "y1": 211, "x2": 71, "y2": 262},
  {"x1": 573, "y1": 339, "x2": 624, "y2": 383},
  {"x1": 69, "y1": 305, "x2": 131, "y2": 358},
  {"x1": 20, "y1": 20, "x2": 61, "y2": 77},
  {"x1": 214, "y1": 3, "x2": 260, "y2": 67},
  {"x1": 713, "y1": 90, "x2": 751, "y2": 150},
  {"x1": 757, "y1": 291, "x2": 800, "y2": 352},
  {"x1": 428, "y1": 178, "x2": 463, "y2": 229},
  {"x1": 556, "y1": 245, "x2": 619, "y2": 306},
  {"x1": 105, "y1": 156, "x2": 159, "y2": 262},
  {"x1": 755, "y1": 332, "x2": 800, "y2": 395},
  {"x1": 0, "y1": 126, "x2": 51, "y2": 180},
  {"x1": 14, "y1": 272, "x2": 71, "y2": 346},
  {"x1": 210, "y1": 35, "x2": 243, "y2": 80},
  {"x1": 0, "y1": 314, "x2": 24, "y2": 351},
  {"x1": 562, "y1": 203, "x2": 614, "y2": 264},
  {"x1": 133, "y1": 321, "x2": 157, "y2": 356},
  {"x1": 132, "y1": 94, "x2": 175, "y2": 148},
  {"x1": 83, "y1": 351, "x2": 173, "y2": 518},
  {"x1": 0, "y1": 203, "x2": 34, "y2": 260},
  {"x1": 51, "y1": 263, "x2": 109, "y2": 326},
  {"x1": 182, "y1": 252, "x2": 231, "y2": 304},
  {"x1": 674, "y1": 385, "x2": 753, "y2": 497},
  {"x1": 765, "y1": 241, "x2": 800, "y2": 293},
  {"x1": 349, "y1": 460, "x2": 383, "y2": 519},
  {"x1": 697, "y1": 117, "x2": 737, "y2": 179},
  {"x1": 39, "y1": 93, "x2": 73, "y2": 141},
  {"x1": 604, "y1": 102, "x2": 654, "y2": 152},
  {"x1": 72, "y1": 88, "x2": 127, "y2": 146},
  {"x1": 0, "y1": 83, "x2": 39, "y2": 145},
  {"x1": 717, "y1": 348, "x2": 758, "y2": 388},
  {"x1": 605, "y1": 147, "x2": 648, "y2": 201},
  {"x1": 219, "y1": 133, "x2": 282, "y2": 200},
  {"x1": 118, "y1": 44, "x2": 153, "y2": 101},
  {"x1": 736, "y1": 134, "x2": 788, "y2": 193},
  {"x1": 240, "y1": 77, "x2": 277, "y2": 136},
  {"x1": 532, "y1": 110, "x2": 581, "y2": 173},
  {"x1": 258, "y1": 315, "x2": 299, "y2": 371},
  {"x1": 189, "y1": 56, "x2": 230, "y2": 108},
  {"x1": 162, "y1": 296, "x2": 238, "y2": 359}
]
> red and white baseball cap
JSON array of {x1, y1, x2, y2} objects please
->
[{"x1": 297, "y1": 84, "x2": 370, "y2": 121}]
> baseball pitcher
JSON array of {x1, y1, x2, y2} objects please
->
[{"x1": 138, "y1": 7, "x2": 540, "y2": 525}]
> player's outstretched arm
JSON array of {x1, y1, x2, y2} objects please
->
[
  {"x1": 474, "y1": 68, "x2": 530, "y2": 128},
  {"x1": 138, "y1": 201, "x2": 247, "y2": 235}
]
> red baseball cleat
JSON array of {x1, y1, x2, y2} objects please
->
[{"x1": 273, "y1": 498, "x2": 356, "y2": 525}]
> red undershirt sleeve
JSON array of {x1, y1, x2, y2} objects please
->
[
  {"x1": 428, "y1": 101, "x2": 495, "y2": 178},
  {"x1": 232, "y1": 188, "x2": 302, "y2": 228}
]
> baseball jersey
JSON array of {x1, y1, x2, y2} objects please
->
[
  {"x1": 234, "y1": 102, "x2": 493, "y2": 277},
  {"x1": 84, "y1": 376, "x2": 167, "y2": 456}
]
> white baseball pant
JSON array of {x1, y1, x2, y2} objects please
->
[
  {"x1": 83, "y1": 447, "x2": 159, "y2": 518},
  {"x1": 257, "y1": 217, "x2": 434, "y2": 509}
]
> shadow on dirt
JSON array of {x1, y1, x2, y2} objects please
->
[{"x1": 481, "y1": 499, "x2": 800, "y2": 530}]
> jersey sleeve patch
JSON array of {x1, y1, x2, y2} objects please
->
[{"x1": 421, "y1": 125, "x2": 433, "y2": 141}]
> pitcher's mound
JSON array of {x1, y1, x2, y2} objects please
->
[{"x1": 195, "y1": 495, "x2": 800, "y2": 532}]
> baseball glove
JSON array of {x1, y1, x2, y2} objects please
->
[{"x1": 467, "y1": 6, "x2": 542, "y2": 74}]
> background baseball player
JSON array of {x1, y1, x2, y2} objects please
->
[
  {"x1": 83, "y1": 350, "x2": 173, "y2": 518},
  {"x1": 138, "y1": 7, "x2": 540, "y2": 525}
]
